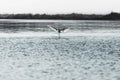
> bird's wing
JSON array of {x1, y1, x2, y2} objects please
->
[
  {"x1": 47, "y1": 25, "x2": 58, "y2": 32},
  {"x1": 63, "y1": 28, "x2": 69, "y2": 32},
  {"x1": 60, "y1": 27, "x2": 69, "y2": 32}
]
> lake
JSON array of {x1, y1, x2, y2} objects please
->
[
  {"x1": 0, "y1": 19, "x2": 120, "y2": 37},
  {"x1": 0, "y1": 19, "x2": 120, "y2": 33},
  {"x1": 0, "y1": 19, "x2": 120, "y2": 80}
]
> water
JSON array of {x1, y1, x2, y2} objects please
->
[
  {"x1": 0, "y1": 36, "x2": 120, "y2": 80},
  {"x1": 0, "y1": 19, "x2": 120, "y2": 37},
  {"x1": 0, "y1": 19, "x2": 120, "y2": 32},
  {"x1": 0, "y1": 19, "x2": 120, "y2": 80}
]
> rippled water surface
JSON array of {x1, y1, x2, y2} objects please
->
[
  {"x1": 0, "y1": 19, "x2": 120, "y2": 33},
  {"x1": 0, "y1": 19, "x2": 120, "y2": 80}
]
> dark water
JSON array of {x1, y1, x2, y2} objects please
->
[{"x1": 0, "y1": 19, "x2": 120, "y2": 33}]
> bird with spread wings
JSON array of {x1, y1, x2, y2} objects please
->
[{"x1": 47, "y1": 24, "x2": 69, "y2": 38}]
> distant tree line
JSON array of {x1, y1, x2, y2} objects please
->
[{"x1": 0, "y1": 12, "x2": 120, "y2": 20}]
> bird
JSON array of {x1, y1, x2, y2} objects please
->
[{"x1": 48, "y1": 25, "x2": 69, "y2": 39}]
